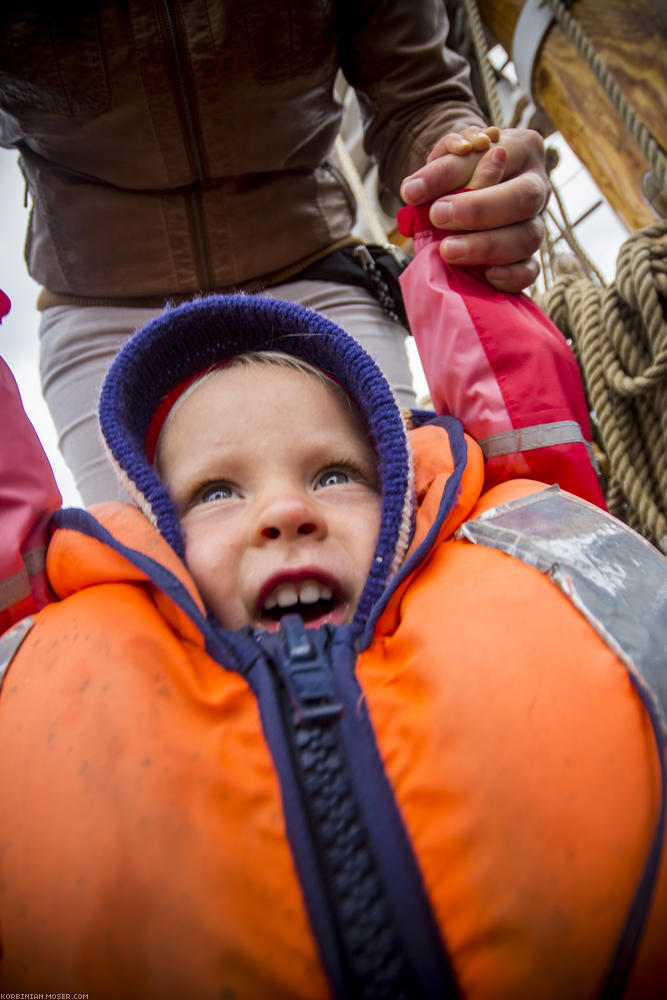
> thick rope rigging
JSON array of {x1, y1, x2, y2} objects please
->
[{"x1": 537, "y1": 221, "x2": 667, "y2": 553}]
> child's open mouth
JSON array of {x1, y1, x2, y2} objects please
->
[{"x1": 256, "y1": 577, "x2": 346, "y2": 631}]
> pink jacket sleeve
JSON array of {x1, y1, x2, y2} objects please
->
[
  {"x1": 397, "y1": 204, "x2": 607, "y2": 508},
  {"x1": 1, "y1": 293, "x2": 62, "y2": 633}
]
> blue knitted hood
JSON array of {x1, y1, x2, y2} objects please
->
[{"x1": 98, "y1": 294, "x2": 414, "y2": 630}]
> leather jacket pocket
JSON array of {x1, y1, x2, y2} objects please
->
[
  {"x1": 0, "y1": 7, "x2": 109, "y2": 115},
  {"x1": 239, "y1": 0, "x2": 334, "y2": 83}
]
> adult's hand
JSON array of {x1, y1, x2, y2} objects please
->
[{"x1": 400, "y1": 128, "x2": 550, "y2": 293}]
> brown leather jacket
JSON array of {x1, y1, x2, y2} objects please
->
[{"x1": 0, "y1": 1, "x2": 484, "y2": 305}]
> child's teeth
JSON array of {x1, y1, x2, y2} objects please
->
[
  {"x1": 276, "y1": 583, "x2": 299, "y2": 608},
  {"x1": 299, "y1": 582, "x2": 320, "y2": 604},
  {"x1": 263, "y1": 579, "x2": 335, "y2": 613}
]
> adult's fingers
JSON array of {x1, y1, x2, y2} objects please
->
[
  {"x1": 438, "y1": 215, "x2": 545, "y2": 268},
  {"x1": 402, "y1": 126, "x2": 548, "y2": 210},
  {"x1": 490, "y1": 127, "x2": 546, "y2": 181},
  {"x1": 464, "y1": 145, "x2": 507, "y2": 191},
  {"x1": 401, "y1": 151, "x2": 484, "y2": 204},
  {"x1": 429, "y1": 172, "x2": 549, "y2": 232},
  {"x1": 484, "y1": 257, "x2": 541, "y2": 294},
  {"x1": 400, "y1": 127, "x2": 499, "y2": 204}
]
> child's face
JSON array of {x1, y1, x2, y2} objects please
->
[{"x1": 158, "y1": 363, "x2": 382, "y2": 632}]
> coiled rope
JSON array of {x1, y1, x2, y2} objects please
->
[{"x1": 537, "y1": 221, "x2": 667, "y2": 553}]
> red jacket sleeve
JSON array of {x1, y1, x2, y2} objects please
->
[
  {"x1": 0, "y1": 349, "x2": 62, "y2": 633},
  {"x1": 397, "y1": 204, "x2": 607, "y2": 508}
]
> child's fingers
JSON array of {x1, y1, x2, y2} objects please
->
[
  {"x1": 400, "y1": 127, "x2": 502, "y2": 205},
  {"x1": 425, "y1": 126, "x2": 498, "y2": 164},
  {"x1": 426, "y1": 125, "x2": 491, "y2": 163},
  {"x1": 426, "y1": 133, "x2": 474, "y2": 162},
  {"x1": 461, "y1": 125, "x2": 500, "y2": 154}
]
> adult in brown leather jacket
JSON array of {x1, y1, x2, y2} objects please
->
[{"x1": 0, "y1": 0, "x2": 549, "y2": 503}]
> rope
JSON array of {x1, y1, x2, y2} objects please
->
[
  {"x1": 547, "y1": 180, "x2": 607, "y2": 286},
  {"x1": 461, "y1": 0, "x2": 506, "y2": 128},
  {"x1": 536, "y1": 221, "x2": 667, "y2": 553},
  {"x1": 543, "y1": 0, "x2": 666, "y2": 192},
  {"x1": 536, "y1": 147, "x2": 604, "y2": 293},
  {"x1": 334, "y1": 134, "x2": 389, "y2": 246}
]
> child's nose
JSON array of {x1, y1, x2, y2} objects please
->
[{"x1": 253, "y1": 492, "x2": 327, "y2": 543}]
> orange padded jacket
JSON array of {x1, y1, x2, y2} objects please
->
[{"x1": 1, "y1": 422, "x2": 666, "y2": 1000}]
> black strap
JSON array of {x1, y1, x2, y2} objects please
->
[{"x1": 287, "y1": 243, "x2": 412, "y2": 330}]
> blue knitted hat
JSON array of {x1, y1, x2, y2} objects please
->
[{"x1": 99, "y1": 294, "x2": 414, "y2": 629}]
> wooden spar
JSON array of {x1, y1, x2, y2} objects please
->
[{"x1": 476, "y1": 0, "x2": 667, "y2": 231}]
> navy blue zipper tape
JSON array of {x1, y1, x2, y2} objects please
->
[
  {"x1": 255, "y1": 616, "x2": 459, "y2": 999},
  {"x1": 330, "y1": 628, "x2": 461, "y2": 998}
]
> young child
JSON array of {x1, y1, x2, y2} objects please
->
[
  {"x1": 153, "y1": 352, "x2": 384, "y2": 633},
  {"x1": 1, "y1": 293, "x2": 666, "y2": 1000}
]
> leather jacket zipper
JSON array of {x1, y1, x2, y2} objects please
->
[
  {"x1": 258, "y1": 614, "x2": 419, "y2": 999},
  {"x1": 156, "y1": 0, "x2": 211, "y2": 290}
]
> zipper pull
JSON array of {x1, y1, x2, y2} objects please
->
[
  {"x1": 351, "y1": 244, "x2": 402, "y2": 324},
  {"x1": 260, "y1": 614, "x2": 343, "y2": 725}
]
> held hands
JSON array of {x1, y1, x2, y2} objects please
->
[{"x1": 400, "y1": 127, "x2": 550, "y2": 293}]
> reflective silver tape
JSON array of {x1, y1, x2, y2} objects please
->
[
  {"x1": 0, "y1": 546, "x2": 47, "y2": 615},
  {"x1": 457, "y1": 487, "x2": 667, "y2": 728},
  {"x1": 479, "y1": 419, "x2": 588, "y2": 457},
  {"x1": 0, "y1": 566, "x2": 31, "y2": 613},
  {"x1": 0, "y1": 616, "x2": 34, "y2": 693}
]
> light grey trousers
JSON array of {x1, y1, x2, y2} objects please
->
[{"x1": 39, "y1": 280, "x2": 416, "y2": 505}]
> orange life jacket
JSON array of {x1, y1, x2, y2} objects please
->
[{"x1": 1, "y1": 424, "x2": 666, "y2": 1000}]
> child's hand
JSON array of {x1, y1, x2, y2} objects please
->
[
  {"x1": 425, "y1": 124, "x2": 501, "y2": 159},
  {"x1": 400, "y1": 127, "x2": 549, "y2": 294},
  {"x1": 400, "y1": 125, "x2": 501, "y2": 203}
]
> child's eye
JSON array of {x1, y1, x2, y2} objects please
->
[
  {"x1": 316, "y1": 468, "x2": 352, "y2": 489},
  {"x1": 198, "y1": 482, "x2": 238, "y2": 503}
]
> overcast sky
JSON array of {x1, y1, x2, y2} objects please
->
[{"x1": 1, "y1": 136, "x2": 629, "y2": 508}]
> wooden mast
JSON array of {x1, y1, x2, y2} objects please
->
[{"x1": 476, "y1": 0, "x2": 666, "y2": 231}]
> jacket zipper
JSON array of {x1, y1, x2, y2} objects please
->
[
  {"x1": 259, "y1": 614, "x2": 419, "y2": 999},
  {"x1": 156, "y1": 0, "x2": 212, "y2": 290},
  {"x1": 50, "y1": 511, "x2": 460, "y2": 997}
]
